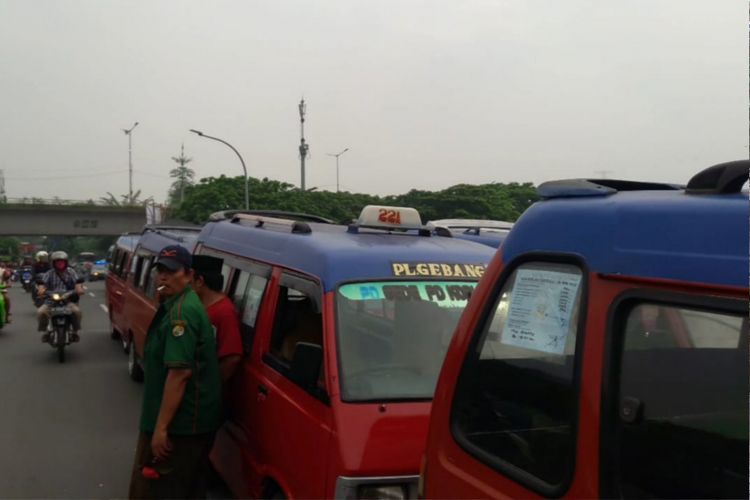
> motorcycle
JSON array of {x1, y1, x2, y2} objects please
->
[
  {"x1": 20, "y1": 266, "x2": 34, "y2": 293},
  {"x1": 0, "y1": 283, "x2": 7, "y2": 330},
  {"x1": 44, "y1": 290, "x2": 78, "y2": 363}
]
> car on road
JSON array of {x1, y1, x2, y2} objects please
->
[
  {"x1": 87, "y1": 263, "x2": 108, "y2": 282},
  {"x1": 428, "y1": 219, "x2": 514, "y2": 248},
  {"x1": 420, "y1": 160, "x2": 749, "y2": 499},
  {"x1": 198, "y1": 206, "x2": 495, "y2": 500}
]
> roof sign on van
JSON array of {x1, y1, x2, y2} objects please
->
[
  {"x1": 392, "y1": 262, "x2": 487, "y2": 278},
  {"x1": 355, "y1": 205, "x2": 423, "y2": 230}
]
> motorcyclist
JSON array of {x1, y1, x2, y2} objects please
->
[
  {"x1": 37, "y1": 251, "x2": 84, "y2": 342},
  {"x1": 33, "y1": 251, "x2": 51, "y2": 276},
  {"x1": 0, "y1": 262, "x2": 11, "y2": 323}
]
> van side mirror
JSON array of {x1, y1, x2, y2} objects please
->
[{"x1": 290, "y1": 342, "x2": 323, "y2": 390}]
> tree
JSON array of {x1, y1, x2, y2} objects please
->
[
  {"x1": 168, "y1": 144, "x2": 195, "y2": 206},
  {"x1": 100, "y1": 190, "x2": 144, "y2": 206},
  {"x1": 173, "y1": 175, "x2": 539, "y2": 225}
]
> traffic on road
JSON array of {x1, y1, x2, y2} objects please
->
[{"x1": 0, "y1": 160, "x2": 747, "y2": 500}]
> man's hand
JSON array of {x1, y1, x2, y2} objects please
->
[{"x1": 151, "y1": 428, "x2": 172, "y2": 461}]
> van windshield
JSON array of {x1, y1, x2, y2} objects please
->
[{"x1": 336, "y1": 280, "x2": 477, "y2": 401}]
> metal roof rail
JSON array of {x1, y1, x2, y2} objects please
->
[
  {"x1": 538, "y1": 178, "x2": 682, "y2": 199},
  {"x1": 209, "y1": 209, "x2": 333, "y2": 224},
  {"x1": 686, "y1": 160, "x2": 749, "y2": 195},
  {"x1": 231, "y1": 213, "x2": 312, "y2": 234}
]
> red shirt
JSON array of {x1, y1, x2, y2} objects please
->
[{"x1": 206, "y1": 296, "x2": 243, "y2": 359}]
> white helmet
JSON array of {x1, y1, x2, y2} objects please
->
[
  {"x1": 50, "y1": 251, "x2": 68, "y2": 262},
  {"x1": 35, "y1": 251, "x2": 49, "y2": 262}
]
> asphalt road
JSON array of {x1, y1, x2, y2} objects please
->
[{"x1": 0, "y1": 280, "x2": 142, "y2": 498}]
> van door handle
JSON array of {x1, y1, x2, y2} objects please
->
[{"x1": 257, "y1": 385, "x2": 268, "y2": 402}]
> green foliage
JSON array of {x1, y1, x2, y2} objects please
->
[
  {"x1": 174, "y1": 175, "x2": 539, "y2": 225},
  {"x1": 0, "y1": 237, "x2": 21, "y2": 260}
]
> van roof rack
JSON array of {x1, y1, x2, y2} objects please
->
[
  {"x1": 686, "y1": 160, "x2": 748, "y2": 195},
  {"x1": 209, "y1": 209, "x2": 333, "y2": 224},
  {"x1": 142, "y1": 225, "x2": 201, "y2": 243},
  {"x1": 538, "y1": 179, "x2": 682, "y2": 199},
  {"x1": 230, "y1": 213, "x2": 312, "y2": 234}
]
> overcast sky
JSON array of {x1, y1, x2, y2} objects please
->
[{"x1": 0, "y1": 0, "x2": 746, "y2": 202}]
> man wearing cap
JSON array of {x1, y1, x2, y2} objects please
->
[
  {"x1": 129, "y1": 245, "x2": 221, "y2": 500},
  {"x1": 192, "y1": 255, "x2": 243, "y2": 384}
]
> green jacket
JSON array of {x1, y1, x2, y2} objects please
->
[{"x1": 139, "y1": 286, "x2": 221, "y2": 435}]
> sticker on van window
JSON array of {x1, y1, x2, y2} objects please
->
[
  {"x1": 339, "y1": 281, "x2": 477, "y2": 308},
  {"x1": 501, "y1": 269, "x2": 581, "y2": 355},
  {"x1": 391, "y1": 262, "x2": 487, "y2": 278}
]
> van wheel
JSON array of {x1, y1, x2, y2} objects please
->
[
  {"x1": 264, "y1": 482, "x2": 287, "y2": 500},
  {"x1": 128, "y1": 343, "x2": 144, "y2": 382}
]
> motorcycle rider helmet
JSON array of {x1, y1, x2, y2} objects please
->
[
  {"x1": 35, "y1": 251, "x2": 49, "y2": 262},
  {"x1": 51, "y1": 251, "x2": 69, "y2": 272}
]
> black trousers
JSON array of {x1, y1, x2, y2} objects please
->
[{"x1": 128, "y1": 431, "x2": 215, "y2": 500}]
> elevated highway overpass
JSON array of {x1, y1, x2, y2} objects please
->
[{"x1": 0, "y1": 202, "x2": 149, "y2": 236}]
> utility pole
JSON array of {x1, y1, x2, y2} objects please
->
[
  {"x1": 298, "y1": 98, "x2": 309, "y2": 191},
  {"x1": 123, "y1": 122, "x2": 139, "y2": 204}
]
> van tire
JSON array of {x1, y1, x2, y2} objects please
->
[
  {"x1": 128, "y1": 342, "x2": 144, "y2": 382},
  {"x1": 264, "y1": 482, "x2": 287, "y2": 500}
]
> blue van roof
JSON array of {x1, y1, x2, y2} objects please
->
[
  {"x1": 501, "y1": 189, "x2": 748, "y2": 288},
  {"x1": 115, "y1": 234, "x2": 140, "y2": 253},
  {"x1": 137, "y1": 227, "x2": 200, "y2": 254},
  {"x1": 197, "y1": 220, "x2": 495, "y2": 292}
]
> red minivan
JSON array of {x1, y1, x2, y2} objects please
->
[
  {"x1": 106, "y1": 233, "x2": 140, "y2": 346},
  {"x1": 421, "y1": 161, "x2": 749, "y2": 499},
  {"x1": 197, "y1": 207, "x2": 495, "y2": 499},
  {"x1": 110, "y1": 226, "x2": 200, "y2": 381}
]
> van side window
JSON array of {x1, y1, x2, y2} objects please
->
[
  {"x1": 608, "y1": 300, "x2": 748, "y2": 499},
  {"x1": 109, "y1": 249, "x2": 120, "y2": 273},
  {"x1": 266, "y1": 275, "x2": 323, "y2": 393},
  {"x1": 119, "y1": 251, "x2": 130, "y2": 278},
  {"x1": 221, "y1": 264, "x2": 233, "y2": 294},
  {"x1": 231, "y1": 270, "x2": 269, "y2": 354},
  {"x1": 451, "y1": 262, "x2": 584, "y2": 494},
  {"x1": 138, "y1": 256, "x2": 153, "y2": 291}
]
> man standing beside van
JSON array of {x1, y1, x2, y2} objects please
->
[
  {"x1": 129, "y1": 245, "x2": 221, "y2": 500},
  {"x1": 192, "y1": 255, "x2": 243, "y2": 384}
]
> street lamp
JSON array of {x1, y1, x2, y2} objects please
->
[
  {"x1": 327, "y1": 148, "x2": 349, "y2": 193},
  {"x1": 122, "y1": 122, "x2": 139, "y2": 204},
  {"x1": 189, "y1": 129, "x2": 249, "y2": 210}
]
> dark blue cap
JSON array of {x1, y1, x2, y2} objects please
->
[{"x1": 154, "y1": 245, "x2": 192, "y2": 271}]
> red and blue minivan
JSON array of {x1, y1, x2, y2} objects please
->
[
  {"x1": 421, "y1": 160, "x2": 749, "y2": 499},
  {"x1": 195, "y1": 206, "x2": 496, "y2": 499}
]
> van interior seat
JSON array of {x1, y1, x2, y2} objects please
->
[{"x1": 280, "y1": 298, "x2": 323, "y2": 363}]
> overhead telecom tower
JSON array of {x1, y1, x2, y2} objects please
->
[{"x1": 298, "y1": 98, "x2": 309, "y2": 191}]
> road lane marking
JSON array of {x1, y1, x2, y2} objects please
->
[
  {"x1": 89, "y1": 292, "x2": 96, "y2": 298},
  {"x1": 100, "y1": 304, "x2": 109, "y2": 314}
]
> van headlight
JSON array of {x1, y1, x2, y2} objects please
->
[{"x1": 357, "y1": 484, "x2": 408, "y2": 499}]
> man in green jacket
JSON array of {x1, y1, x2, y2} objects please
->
[{"x1": 129, "y1": 245, "x2": 222, "y2": 499}]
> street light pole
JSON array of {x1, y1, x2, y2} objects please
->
[
  {"x1": 189, "y1": 129, "x2": 249, "y2": 210},
  {"x1": 327, "y1": 148, "x2": 349, "y2": 193},
  {"x1": 122, "y1": 122, "x2": 139, "y2": 204}
]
